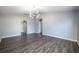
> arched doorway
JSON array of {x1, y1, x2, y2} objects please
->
[{"x1": 21, "y1": 20, "x2": 27, "y2": 36}]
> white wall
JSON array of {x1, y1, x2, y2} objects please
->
[
  {"x1": 23, "y1": 15, "x2": 36, "y2": 34},
  {"x1": 77, "y1": 12, "x2": 79, "y2": 45},
  {"x1": 73, "y1": 11, "x2": 79, "y2": 44},
  {"x1": 76, "y1": 11, "x2": 79, "y2": 39},
  {"x1": 0, "y1": 14, "x2": 36, "y2": 39},
  {"x1": 0, "y1": 15, "x2": 22, "y2": 38},
  {"x1": 41, "y1": 12, "x2": 76, "y2": 41}
]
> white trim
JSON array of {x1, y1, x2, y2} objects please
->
[
  {"x1": 43, "y1": 34, "x2": 77, "y2": 42},
  {"x1": 0, "y1": 34, "x2": 21, "y2": 39},
  {"x1": 0, "y1": 33, "x2": 77, "y2": 42}
]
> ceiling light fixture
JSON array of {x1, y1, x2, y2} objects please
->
[{"x1": 26, "y1": 6, "x2": 41, "y2": 19}]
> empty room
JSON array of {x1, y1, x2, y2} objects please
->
[{"x1": 0, "y1": 6, "x2": 79, "y2": 53}]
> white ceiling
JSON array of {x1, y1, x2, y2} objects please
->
[{"x1": 0, "y1": 6, "x2": 78, "y2": 14}]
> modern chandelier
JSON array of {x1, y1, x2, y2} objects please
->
[{"x1": 28, "y1": 6, "x2": 41, "y2": 19}]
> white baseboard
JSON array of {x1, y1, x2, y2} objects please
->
[
  {"x1": 0, "y1": 34, "x2": 21, "y2": 39},
  {"x1": 43, "y1": 34, "x2": 77, "y2": 42},
  {"x1": 0, "y1": 33, "x2": 78, "y2": 43},
  {"x1": 1, "y1": 33, "x2": 38, "y2": 39}
]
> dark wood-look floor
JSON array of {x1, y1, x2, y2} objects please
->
[{"x1": 0, "y1": 33, "x2": 79, "y2": 53}]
